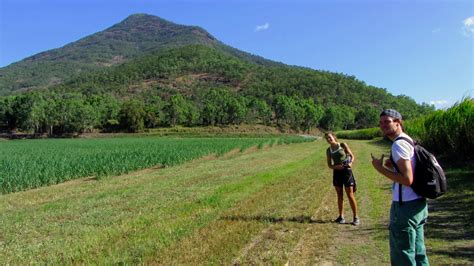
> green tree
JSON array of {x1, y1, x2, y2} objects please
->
[
  {"x1": 321, "y1": 105, "x2": 356, "y2": 131},
  {"x1": 183, "y1": 100, "x2": 200, "y2": 126},
  {"x1": 273, "y1": 95, "x2": 305, "y2": 130},
  {"x1": 226, "y1": 96, "x2": 248, "y2": 125},
  {"x1": 247, "y1": 97, "x2": 272, "y2": 125},
  {"x1": 55, "y1": 94, "x2": 96, "y2": 133},
  {"x1": 142, "y1": 93, "x2": 164, "y2": 128},
  {"x1": 9, "y1": 93, "x2": 45, "y2": 133},
  {"x1": 86, "y1": 94, "x2": 121, "y2": 130},
  {"x1": 201, "y1": 88, "x2": 245, "y2": 125},
  {"x1": 354, "y1": 106, "x2": 379, "y2": 129},
  {"x1": 321, "y1": 106, "x2": 345, "y2": 131},
  {"x1": 273, "y1": 95, "x2": 293, "y2": 127},
  {"x1": 41, "y1": 93, "x2": 61, "y2": 135},
  {"x1": 0, "y1": 97, "x2": 14, "y2": 130},
  {"x1": 300, "y1": 98, "x2": 324, "y2": 132},
  {"x1": 119, "y1": 99, "x2": 146, "y2": 132},
  {"x1": 166, "y1": 94, "x2": 189, "y2": 126}
]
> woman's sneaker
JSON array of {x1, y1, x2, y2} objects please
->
[
  {"x1": 334, "y1": 216, "x2": 345, "y2": 224},
  {"x1": 352, "y1": 217, "x2": 360, "y2": 226}
]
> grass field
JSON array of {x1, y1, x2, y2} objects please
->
[{"x1": 0, "y1": 138, "x2": 472, "y2": 264}]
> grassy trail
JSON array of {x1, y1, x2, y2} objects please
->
[{"x1": 1, "y1": 139, "x2": 471, "y2": 264}]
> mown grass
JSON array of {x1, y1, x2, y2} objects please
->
[{"x1": 0, "y1": 138, "x2": 471, "y2": 264}]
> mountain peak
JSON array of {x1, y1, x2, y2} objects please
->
[
  {"x1": 124, "y1": 13, "x2": 167, "y2": 21},
  {"x1": 115, "y1": 13, "x2": 178, "y2": 28},
  {"x1": 101, "y1": 13, "x2": 217, "y2": 49}
]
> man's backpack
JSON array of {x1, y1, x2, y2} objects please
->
[{"x1": 392, "y1": 136, "x2": 447, "y2": 200}]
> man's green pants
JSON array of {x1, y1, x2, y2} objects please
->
[{"x1": 389, "y1": 198, "x2": 429, "y2": 266}]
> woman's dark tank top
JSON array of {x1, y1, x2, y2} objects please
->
[{"x1": 327, "y1": 143, "x2": 347, "y2": 165}]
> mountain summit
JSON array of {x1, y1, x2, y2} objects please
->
[{"x1": 26, "y1": 13, "x2": 219, "y2": 65}]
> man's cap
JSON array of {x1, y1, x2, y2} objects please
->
[{"x1": 380, "y1": 109, "x2": 402, "y2": 120}]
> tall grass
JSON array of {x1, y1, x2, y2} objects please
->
[
  {"x1": 335, "y1": 127, "x2": 382, "y2": 140},
  {"x1": 405, "y1": 97, "x2": 473, "y2": 160},
  {"x1": 0, "y1": 136, "x2": 312, "y2": 194}
]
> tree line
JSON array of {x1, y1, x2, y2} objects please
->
[{"x1": 0, "y1": 88, "x2": 384, "y2": 134}]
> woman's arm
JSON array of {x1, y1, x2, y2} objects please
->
[
  {"x1": 341, "y1": 143, "x2": 355, "y2": 165},
  {"x1": 326, "y1": 151, "x2": 333, "y2": 168}
]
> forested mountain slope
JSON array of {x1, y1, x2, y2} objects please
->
[
  {"x1": 0, "y1": 14, "x2": 280, "y2": 94},
  {"x1": 55, "y1": 44, "x2": 432, "y2": 120}
]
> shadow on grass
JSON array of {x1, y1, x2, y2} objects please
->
[
  {"x1": 220, "y1": 214, "x2": 331, "y2": 224},
  {"x1": 432, "y1": 246, "x2": 474, "y2": 260},
  {"x1": 366, "y1": 138, "x2": 391, "y2": 147},
  {"x1": 425, "y1": 169, "x2": 474, "y2": 261}
]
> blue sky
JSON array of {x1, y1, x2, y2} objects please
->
[{"x1": 0, "y1": 0, "x2": 472, "y2": 109}]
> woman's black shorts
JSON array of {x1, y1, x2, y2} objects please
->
[{"x1": 333, "y1": 168, "x2": 356, "y2": 190}]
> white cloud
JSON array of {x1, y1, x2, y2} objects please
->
[
  {"x1": 464, "y1": 16, "x2": 474, "y2": 26},
  {"x1": 462, "y1": 16, "x2": 474, "y2": 36},
  {"x1": 255, "y1": 22, "x2": 270, "y2": 32},
  {"x1": 431, "y1": 28, "x2": 441, "y2": 34},
  {"x1": 430, "y1": 100, "x2": 450, "y2": 109}
]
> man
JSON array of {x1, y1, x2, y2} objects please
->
[{"x1": 371, "y1": 109, "x2": 429, "y2": 266}]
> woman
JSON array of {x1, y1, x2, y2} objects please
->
[{"x1": 325, "y1": 132, "x2": 359, "y2": 225}]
